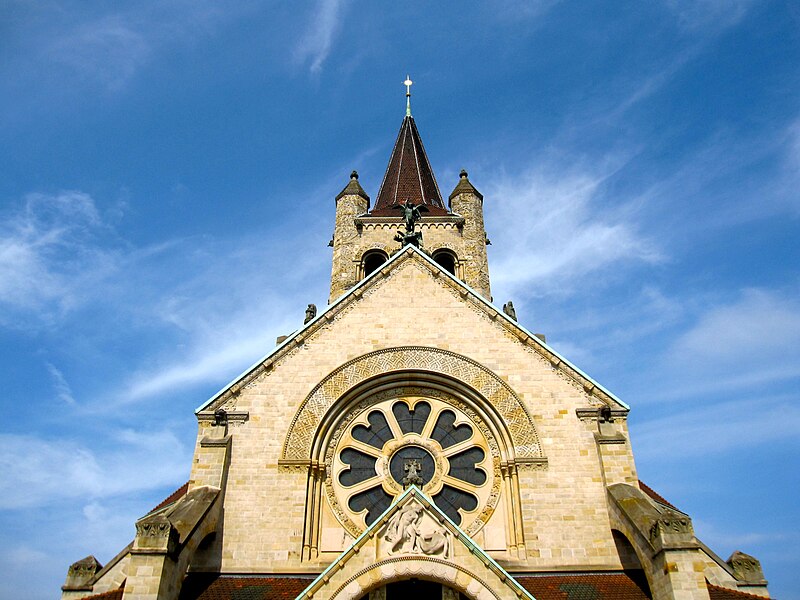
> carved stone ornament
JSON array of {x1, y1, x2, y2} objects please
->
[
  {"x1": 648, "y1": 511, "x2": 694, "y2": 542},
  {"x1": 727, "y1": 550, "x2": 766, "y2": 583},
  {"x1": 282, "y1": 346, "x2": 542, "y2": 464},
  {"x1": 381, "y1": 499, "x2": 450, "y2": 557},
  {"x1": 134, "y1": 514, "x2": 178, "y2": 554}
]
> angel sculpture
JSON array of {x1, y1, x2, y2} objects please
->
[{"x1": 392, "y1": 200, "x2": 429, "y2": 247}]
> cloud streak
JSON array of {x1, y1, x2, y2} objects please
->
[
  {"x1": 485, "y1": 164, "x2": 661, "y2": 299},
  {"x1": 0, "y1": 429, "x2": 189, "y2": 510},
  {"x1": 634, "y1": 395, "x2": 800, "y2": 461},
  {"x1": 294, "y1": 0, "x2": 348, "y2": 74},
  {"x1": 0, "y1": 191, "x2": 119, "y2": 325}
]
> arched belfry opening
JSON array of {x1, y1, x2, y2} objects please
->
[
  {"x1": 432, "y1": 249, "x2": 458, "y2": 276},
  {"x1": 362, "y1": 249, "x2": 389, "y2": 278}
]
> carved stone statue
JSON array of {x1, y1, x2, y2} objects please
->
[
  {"x1": 383, "y1": 500, "x2": 450, "y2": 556},
  {"x1": 384, "y1": 502, "x2": 423, "y2": 554},
  {"x1": 502, "y1": 301, "x2": 517, "y2": 321},
  {"x1": 402, "y1": 459, "x2": 423, "y2": 488},
  {"x1": 304, "y1": 304, "x2": 317, "y2": 324}
]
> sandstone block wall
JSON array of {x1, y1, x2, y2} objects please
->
[{"x1": 195, "y1": 255, "x2": 637, "y2": 575}]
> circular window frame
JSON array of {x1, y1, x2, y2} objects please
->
[{"x1": 325, "y1": 385, "x2": 502, "y2": 538}]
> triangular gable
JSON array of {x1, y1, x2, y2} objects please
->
[
  {"x1": 197, "y1": 245, "x2": 627, "y2": 414},
  {"x1": 296, "y1": 486, "x2": 535, "y2": 600}
]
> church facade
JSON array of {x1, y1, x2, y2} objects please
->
[{"x1": 62, "y1": 95, "x2": 771, "y2": 600}]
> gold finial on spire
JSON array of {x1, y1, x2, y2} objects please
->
[{"x1": 404, "y1": 75, "x2": 413, "y2": 117}]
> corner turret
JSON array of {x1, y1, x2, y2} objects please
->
[
  {"x1": 449, "y1": 170, "x2": 491, "y2": 299},
  {"x1": 329, "y1": 171, "x2": 370, "y2": 303}
]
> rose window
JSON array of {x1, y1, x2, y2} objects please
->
[{"x1": 328, "y1": 391, "x2": 497, "y2": 534}]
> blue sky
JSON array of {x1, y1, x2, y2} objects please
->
[{"x1": 1, "y1": 1, "x2": 799, "y2": 598}]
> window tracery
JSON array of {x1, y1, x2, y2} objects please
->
[{"x1": 327, "y1": 389, "x2": 499, "y2": 535}]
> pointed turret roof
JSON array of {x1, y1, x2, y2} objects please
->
[{"x1": 370, "y1": 115, "x2": 448, "y2": 216}]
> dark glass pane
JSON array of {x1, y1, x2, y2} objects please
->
[
  {"x1": 433, "y1": 484, "x2": 478, "y2": 525},
  {"x1": 392, "y1": 400, "x2": 431, "y2": 435},
  {"x1": 352, "y1": 410, "x2": 394, "y2": 449},
  {"x1": 447, "y1": 447, "x2": 486, "y2": 485},
  {"x1": 431, "y1": 410, "x2": 472, "y2": 448},
  {"x1": 338, "y1": 448, "x2": 378, "y2": 486},
  {"x1": 349, "y1": 486, "x2": 393, "y2": 526}
]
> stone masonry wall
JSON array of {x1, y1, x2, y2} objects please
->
[{"x1": 196, "y1": 256, "x2": 637, "y2": 575}]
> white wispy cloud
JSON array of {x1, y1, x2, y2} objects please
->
[
  {"x1": 46, "y1": 362, "x2": 76, "y2": 405},
  {"x1": 10, "y1": 1, "x2": 249, "y2": 93},
  {"x1": 664, "y1": 0, "x2": 755, "y2": 30},
  {"x1": 0, "y1": 429, "x2": 189, "y2": 510},
  {"x1": 485, "y1": 165, "x2": 662, "y2": 299},
  {"x1": 632, "y1": 288, "x2": 800, "y2": 402},
  {"x1": 294, "y1": 0, "x2": 348, "y2": 74},
  {"x1": 0, "y1": 191, "x2": 119, "y2": 325},
  {"x1": 667, "y1": 288, "x2": 800, "y2": 376},
  {"x1": 49, "y1": 15, "x2": 151, "y2": 90},
  {"x1": 634, "y1": 395, "x2": 800, "y2": 460}
]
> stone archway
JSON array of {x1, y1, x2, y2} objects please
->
[
  {"x1": 281, "y1": 346, "x2": 544, "y2": 465},
  {"x1": 358, "y1": 579, "x2": 469, "y2": 600}
]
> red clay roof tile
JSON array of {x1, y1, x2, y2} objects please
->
[
  {"x1": 639, "y1": 480, "x2": 680, "y2": 511},
  {"x1": 516, "y1": 571, "x2": 652, "y2": 599},
  {"x1": 149, "y1": 481, "x2": 189, "y2": 514},
  {"x1": 708, "y1": 583, "x2": 774, "y2": 599},
  {"x1": 78, "y1": 589, "x2": 124, "y2": 600},
  {"x1": 178, "y1": 574, "x2": 314, "y2": 600}
]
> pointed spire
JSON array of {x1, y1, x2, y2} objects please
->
[
  {"x1": 449, "y1": 169, "x2": 483, "y2": 203},
  {"x1": 336, "y1": 170, "x2": 370, "y2": 203},
  {"x1": 370, "y1": 81, "x2": 447, "y2": 216}
]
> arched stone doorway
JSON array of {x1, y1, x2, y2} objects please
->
[{"x1": 359, "y1": 580, "x2": 469, "y2": 600}]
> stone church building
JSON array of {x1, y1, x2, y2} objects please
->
[{"x1": 62, "y1": 92, "x2": 771, "y2": 600}]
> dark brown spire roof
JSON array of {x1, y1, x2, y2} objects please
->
[{"x1": 370, "y1": 116, "x2": 448, "y2": 216}]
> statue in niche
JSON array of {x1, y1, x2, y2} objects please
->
[{"x1": 383, "y1": 500, "x2": 450, "y2": 556}]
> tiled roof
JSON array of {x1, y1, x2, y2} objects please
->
[
  {"x1": 149, "y1": 481, "x2": 189, "y2": 514},
  {"x1": 78, "y1": 589, "x2": 123, "y2": 600},
  {"x1": 371, "y1": 116, "x2": 448, "y2": 216},
  {"x1": 163, "y1": 573, "x2": 769, "y2": 600},
  {"x1": 516, "y1": 571, "x2": 652, "y2": 599},
  {"x1": 708, "y1": 583, "x2": 774, "y2": 599},
  {"x1": 177, "y1": 574, "x2": 314, "y2": 600},
  {"x1": 639, "y1": 480, "x2": 680, "y2": 511}
]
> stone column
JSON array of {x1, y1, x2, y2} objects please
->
[{"x1": 123, "y1": 516, "x2": 180, "y2": 600}]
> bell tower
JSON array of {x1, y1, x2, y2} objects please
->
[{"x1": 328, "y1": 79, "x2": 491, "y2": 303}]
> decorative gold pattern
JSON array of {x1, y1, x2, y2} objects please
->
[{"x1": 282, "y1": 347, "x2": 542, "y2": 463}]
